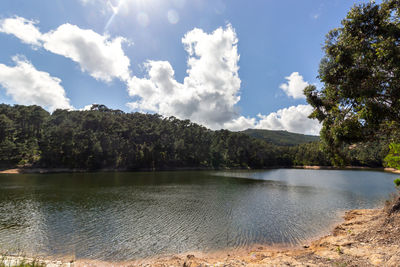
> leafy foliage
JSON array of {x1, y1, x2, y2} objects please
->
[
  {"x1": 384, "y1": 143, "x2": 400, "y2": 169},
  {"x1": 384, "y1": 143, "x2": 400, "y2": 188},
  {"x1": 0, "y1": 104, "x2": 390, "y2": 171},
  {"x1": 0, "y1": 104, "x2": 49, "y2": 168},
  {"x1": 305, "y1": 0, "x2": 400, "y2": 164},
  {"x1": 0, "y1": 104, "x2": 289, "y2": 170}
]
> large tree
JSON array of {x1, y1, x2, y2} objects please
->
[{"x1": 305, "y1": 0, "x2": 400, "y2": 164}]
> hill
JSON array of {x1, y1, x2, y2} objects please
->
[
  {"x1": 241, "y1": 129, "x2": 319, "y2": 146},
  {"x1": 0, "y1": 104, "x2": 296, "y2": 170}
]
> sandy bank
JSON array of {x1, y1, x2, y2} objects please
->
[
  {"x1": 0, "y1": 168, "x2": 20, "y2": 174},
  {"x1": 2, "y1": 201, "x2": 400, "y2": 267},
  {"x1": 0, "y1": 168, "x2": 125, "y2": 174},
  {"x1": 296, "y1": 165, "x2": 400, "y2": 174}
]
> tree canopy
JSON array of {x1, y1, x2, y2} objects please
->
[
  {"x1": 305, "y1": 0, "x2": 400, "y2": 164},
  {"x1": 0, "y1": 104, "x2": 389, "y2": 170}
]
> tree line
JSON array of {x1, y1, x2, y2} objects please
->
[{"x1": 0, "y1": 103, "x2": 389, "y2": 171}]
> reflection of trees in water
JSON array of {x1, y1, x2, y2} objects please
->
[{"x1": 0, "y1": 170, "x2": 396, "y2": 260}]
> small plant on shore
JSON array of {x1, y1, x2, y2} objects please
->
[
  {"x1": 385, "y1": 144, "x2": 400, "y2": 185},
  {"x1": 385, "y1": 145, "x2": 400, "y2": 212},
  {"x1": 336, "y1": 246, "x2": 343, "y2": 255},
  {"x1": 347, "y1": 229, "x2": 352, "y2": 234},
  {"x1": 394, "y1": 178, "x2": 400, "y2": 189}
]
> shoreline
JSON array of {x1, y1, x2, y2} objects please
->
[
  {"x1": 297, "y1": 165, "x2": 400, "y2": 174},
  {"x1": 1, "y1": 166, "x2": 399, "y2": 266},
  {"x1": 1, "y1": 165, "x2": 399, "y2": 175},
  {"x1": 2, "y1": 205, "x2": 399, "y2": 266}
]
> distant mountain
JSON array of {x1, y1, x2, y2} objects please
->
[{"x1": 241, "y1": 129, "x2": 319, "y2": 146}]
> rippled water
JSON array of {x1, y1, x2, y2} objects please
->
[{"x1": 0, "y1": 169, "x2": 397, "y2": 260}]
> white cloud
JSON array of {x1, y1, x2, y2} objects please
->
[
  {"x1": 223, "y1": 116, "x2": 256, "y2": 132},
  {"x1": 42, "y1": 24, "x2": 131, "y2": 82},
  {"x1": 0, "y1": 18, "x2": 320, "y2": 135},
  {"x1": 255, "y1": 105, "x2": 320, "y2": 135},
  {"x1": 127, "y1": 25, "x2": 241, "y2": 129},
  {"x1": 0, "y1": 17, "x2": 131, "y2": 82},
  {"x1": 223, "y1": 105, "x2": 321, "y2": 135},
  {"x1": 279, "y1": 72, "x2": 309, "y2": 99},
  {"x1": 0, "y1": 17, "x2": 42, "y2": 46},
  {"x1": 80, "y1": 104, "x2": 95, "y2": 111},
  {"x1": 0, "y1": 56, "x2": 73, "y2": 112},
  {"x1": 127, "y1": 25, "x2": 320, "y2": 135}
]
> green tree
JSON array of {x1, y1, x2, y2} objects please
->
[
  {"x1": 305, "y1": 0, "x2": 400, "y2": 164},
  {"x1": 384, "y1": 143, "x2": 400, "y2": 212},
  {"x1": 385, "y1": 143, "x2": 400, "y2": 169}
]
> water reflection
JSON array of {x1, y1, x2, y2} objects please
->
[{"x1": 0, "y1": 169, "x2": 397, "y2": 260}]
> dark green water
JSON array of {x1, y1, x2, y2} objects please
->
[{"x1": 0, "y1": 169, "x2": 397, "y2": 260}]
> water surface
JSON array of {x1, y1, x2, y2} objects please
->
[{"x1": 0, "y1": 169, "x2": 397, "y2": 260}]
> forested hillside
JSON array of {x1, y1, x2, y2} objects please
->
[
  {"x1": 0, "y1": 104, "x2": 389, "y2": 170},
  {"x1": 242, "y1": 129, "x2": 319, "y2": 146}
]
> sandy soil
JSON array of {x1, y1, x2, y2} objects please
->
[
  {"x1": 2, "y1": 197, "x2": 400, "y2": 267},
  {"x1": 297, "y1": 166, "x2": 400, "y2": 174},
  {"x1": 0, "y1": 168, "x2": 72, "y2": 174},
  {"x1": 0, "y1": 168, "x2": 20, "y2": 174}
]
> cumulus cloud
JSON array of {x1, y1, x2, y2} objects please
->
[
  {"x1": 0, "y1": 16, "x2": 131, "y2": 82},
  {"x1": 255, "y1": 105, "x2": 321, "y2": 135},
  {"x1": 0, "y1": 17, "x2": 42, "y2": 46},
  {"x1": 0, "y1": 56, "x2": 73, "y2": 112},
  {"x1": 279, "y1": 72, "x2": 309, "y2": 99},
  {"x1": 41, "y1": 24, "x2": 130, "y2": 82},
  {"x1": 127, "y1": 25, "x2": 320, "y2": 135},
  {"x1": 223, "y1": 116, "x2": 257, "y2": 132},
  {"x1": 127, "y1": 25, "x2": 241, "y2": 129},
  {"x1": 223, "y1": 105, "x2": 321, "y2": 135},
  {"x1": 80, "y1": 104, "x2": 96, "y2": 111},
  {"x1": 0, "y1": 18, "x2": 320, "y2": 135}
]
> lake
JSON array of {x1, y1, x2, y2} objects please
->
[{"x1": 0, "y1": 169, "x2": 397, "y2": 261}]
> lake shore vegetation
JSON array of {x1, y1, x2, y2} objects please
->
[{"x1": 0, "y1": 103, "x2": 391, "y2": 172}]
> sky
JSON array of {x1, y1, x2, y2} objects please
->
[{"x1": 0, "y1": 0, "x2": 369, "y2": 135}]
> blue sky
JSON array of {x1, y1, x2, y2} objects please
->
[{"x1": 0, "y1": 0, "x2": 368, "y2": 135}]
